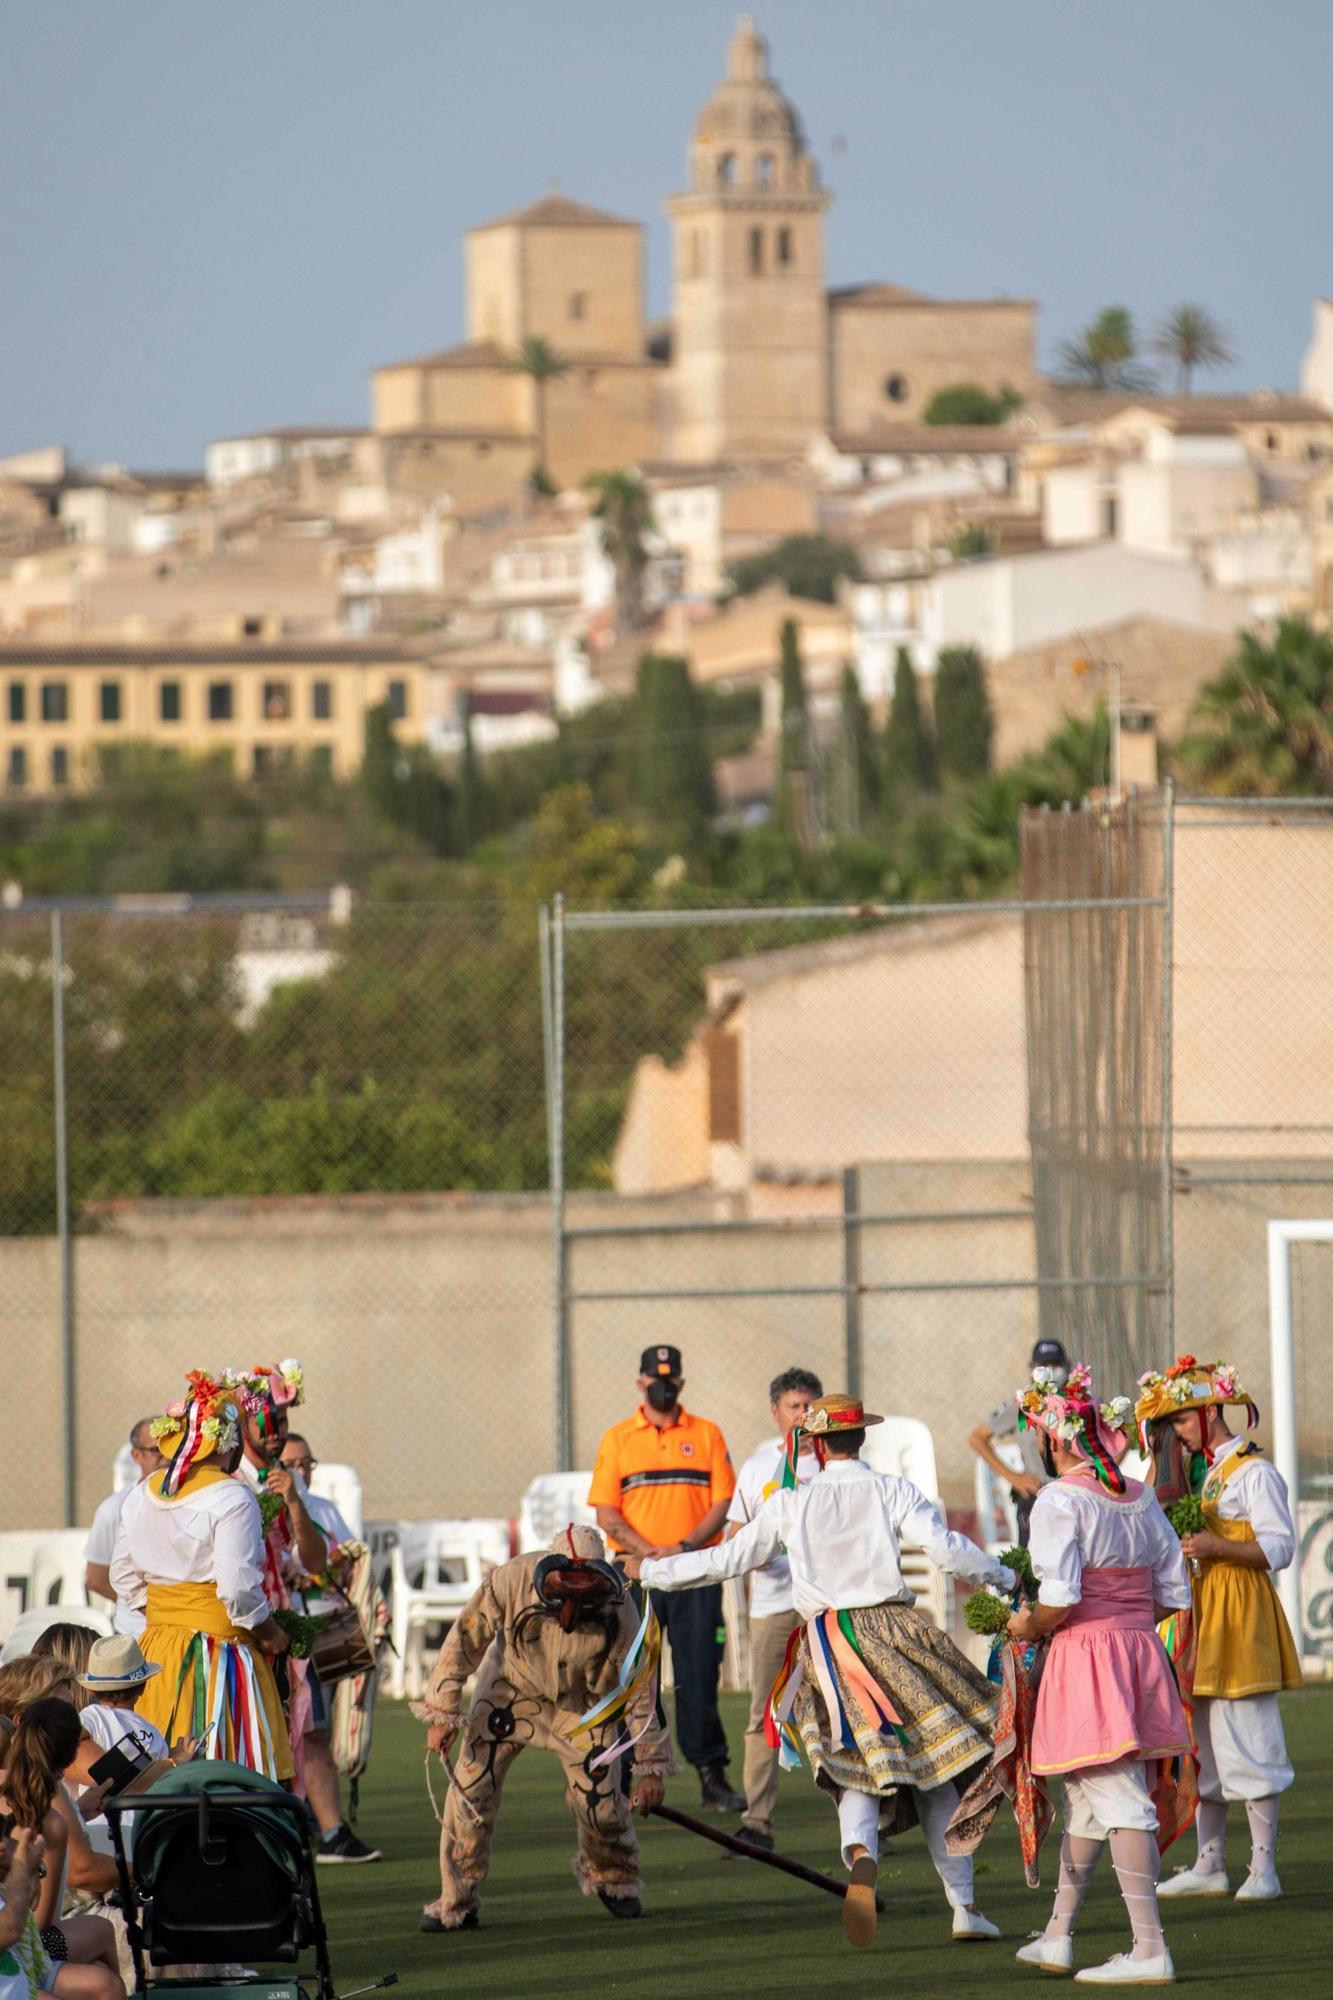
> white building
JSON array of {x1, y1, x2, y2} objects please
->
[{"x1": 206, "y1": 427, "x2": 365, "y2": 489}]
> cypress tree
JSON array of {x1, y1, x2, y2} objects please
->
[
  {"x1": 776, "y1": 617, "x2": 813, "y2": 844},
  {"x1": 454, "y1": 692, "x2": 489, "y2": 852},
  {"x1": 934, "y1": 645, "x2": 994, "y2": 781},
  {"x1": 834, "y1": 663, "x2": 880, "y2": 835},
  {"x1": 635, "y1": 652, "x2": 714, "y2": 840},
  {"x1": 884, "y1": 646, "x2": 936, "y2": 801}
]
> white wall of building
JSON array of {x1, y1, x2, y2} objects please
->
[
  {"x1": 1043, "y1": 462, "x2": 1110, "y2": 545},
  {"x1": 1301, "y1": 299, "x2": 1333, "y2": 412}
]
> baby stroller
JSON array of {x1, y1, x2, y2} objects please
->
[{"x1": 105, "y1": 1760, "x2": 344, "y2": 2000}]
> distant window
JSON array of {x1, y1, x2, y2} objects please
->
[
  {"x1": 475, "y1": 441, "x2": 491, "y2": 457},
  {"x1": 748, "y1": 226, "x2": 764, "y2": 275},
  {"x1": 50, "y1": 746, "x2": 69, "y2": 787},
  {"x1": 756, "y1": 152, "x2": 775, "y2": 189},
  {"x1": 312, "y1": 679, "x2": 333, "y2": 721},
  {"x1": 568, "y1": 291, "x2": 588, "y2": 321},
  {"x1": 1104, "y1": 496, "x2": 1119, "y2": 537},
  {"x1": 159, "y1": 680, "x2": 182, "y2": 723},
  {"x1": 242, "y1": 616, "x2": 262, "y2": 638},
  {"x1": 718, "y1": 152, "x2": 736, "y2": 187},
  {"x1": 41, "y1": 681, "x2": 68, "y2": 724},
  {"x1": 1266, "y1": 431, "x2": 1278, "y2": 452},
  {"x1": 99, "y1": 680, "x2": 122, "y2": 724},
  {"x1": 8, "y1": 682, "x2": 25, "y2": 724},
  {"x1": 777, "y1": 226, "x2": 792, "y2": 268},
  {"x1": 387, "y1": 678, "x2": 408, "y2": 722},
  {"x1": 262, "y1": 680, "x2": 291, "y2": 722},
  {"x1": 309, "y1": 744, "x2": 333, "y2": 779},
  {"x1": 884, "y1": 374, "x2": 910, "y2": 404},
  {"x1": 207, "y1": 681, "x2": 233, "y2": 722},
  {"x1": 418, "y1": 441, "x2": 434, "y2": 456},
  {"x1": 6, "y1": 745, "x2": 26, "y2": 788}
]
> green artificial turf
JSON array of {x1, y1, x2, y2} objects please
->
[{"x1": 314, "y1": 1688, "x2": 1332, "y2": 1998}]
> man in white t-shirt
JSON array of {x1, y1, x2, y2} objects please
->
[
  {"x1": 726, "y1": 1367, "x2": 823, "y2": 1851},
  {"x1": 83, "y1": 1418, "x2": 166, "y2": 1636}
]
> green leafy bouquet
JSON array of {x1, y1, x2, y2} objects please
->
[
  {"x1": 258, "y1": 1489, "x2": 285, "y2": 1534},
  {"x1": 963, "y1": 1545, "x2": 1036, "y2": 1636},
  {"x1": 274, "y1": 1608, "x2": 328, "y2": 1659},
  {"x1": 1167, "y1": 1494, "x2": 1205, "y2": 1539}
]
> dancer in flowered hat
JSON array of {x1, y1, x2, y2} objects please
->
[
  {"x1": 1006, "y1": 1363, "x2": 1191, "y2": 1986},
  {"x1": 108, "y1": 1371, "x2": 294, "y2": 1778},
  {"x1": 1135, "y1": 1358, "x2": 1300, "y2": 1904},
  {"x1": 630, "y1": 1394, "x2": 1014, "y2": 1952}
]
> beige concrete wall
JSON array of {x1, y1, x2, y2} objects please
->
[
  {"x1": 1119, "y1": 459, "x2": 1258, "y2": 556},
  {"x1": 986, "y1": 617, "x2": 1233, "y2": 766},
  {"x1": 521, "y1": 227, "x2": 644, "y2": 362},
  {"x1": 543, "y1": 364, "x2": 662, "y2": 486},
  {"x1": 371, "y1": 368, "x2": 427, "y2": 432},
  {"x1": 613, "y1": 1041, "x2": 711, "y2": 1195},
  {"x1": 423, "y1": 365, "x2": 527, "y2": 434},
  {"x1": 373, "y1": 433, "x2": 533, "y2": 508},
  {"x1": 465, "y1": 227, "x2": 525, "y2": 349},
  {"x1": 830, "y1": 300, "x2": 1036, "y2": 435}
]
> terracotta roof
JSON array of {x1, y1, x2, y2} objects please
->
[
  {"x1": 375, "y1": 339, "x2": 512, "y2": 373},
  {"x1": 830, "y1": 425, "x2": 1020, "y2": 454},
  {"x1": 0, "y1": 641, "x2": 427, "y2": 666},
  {"x1": 471, "y1": 193, "x2": 639, "y2": 232},
  {"x1": 828, "y1": 284, "x2": 1035, "y2": 311},
  {"x1": 1129, "y1": 394, "x2": 1329, "y2": 425},
  {"x1": 212, "y1": 425, "x2": 364, "y2": 444}
]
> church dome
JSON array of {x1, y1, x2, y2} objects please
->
[{"x1": 688, "y1": 16, "x2": 818, "y2": 195}]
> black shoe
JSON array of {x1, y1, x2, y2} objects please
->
[
  {"x1": 596, "y1": 1891, "x2": 642, "y2": 1919},
  {"x1": 418, "y1": 1909, "x2": 479, "y2": 1933},
  {"x1": 738, "y1": 1826, "x2": 775, "y2": 1852},
  {"x1": 316, "y1": 1823, "x2": 382, "y2": 1864},
  {"x1": 698, "y1": 1764, "x2": 746, "y2": 1814}
]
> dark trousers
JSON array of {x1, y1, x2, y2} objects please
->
[
  {"x1": 643, "y1": 1581, "x2": 730, "y2": 1772},
  {"x1": 1014, "y1": 1489, "x2": 1035, "y2": 1549}
]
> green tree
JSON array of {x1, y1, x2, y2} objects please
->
[
  {"x1": 510, "y1": 335, "x2": 570, "y2": 487},
  {"x1": 727, "y1": 534, "x2": 862, "y2": 605},
  {"x1": 923, "y1": 383, "x2": 1022, "y2": 426},
  {"x1": 934, "y1": 645, "x2": 994, "y2": 781},
  {"x1": 831, "y1": 663, "x2": 880, "y2": 835},
  {"x1": 1179, "y1": 619, "x2": 1333, "y2": 796},
  {"x1": 587, "y1": 469, "x2": 654, "y2": 631},
  {"x1": 775, "y1": 618, "x2": 814, "y2": 843},
  {"x1": 884, "y1": 647, "x2": 936, "y2": 802},
  {"x1": 1150, "y1": 304, "x2": 1236, "y2": 393},
  {"x1": 634, "y1": 653, "x2": 715, "y2": 842},
  {"x1": 453, "y1": 693, "x2": 489, "y2": 853},
  {"x1": 1056, "y1": 307, "x2": 1154, "y2": 392},
  {"x1": 362, "y1": 703, "x2": 455, "y2": 853}
]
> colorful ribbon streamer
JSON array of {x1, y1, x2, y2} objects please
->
[{"x1": 569, "y1": 1600, "x2": 663, "y2": 1771}]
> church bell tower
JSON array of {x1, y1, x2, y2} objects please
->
[{"x1": 666, "y1": 16, "x2": 832, "y2": 462}]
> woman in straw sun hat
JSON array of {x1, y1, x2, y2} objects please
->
[{"x1": 631, "y1": 1393, "x2": 1015, "y2": 1952}]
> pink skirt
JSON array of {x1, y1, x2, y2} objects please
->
[{"x1": 1032, "y1": 1566, "x2": 1189, "y2": 1777}]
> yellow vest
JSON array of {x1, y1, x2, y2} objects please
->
[{"x1": 1192, "y1": 1446, "x2": 1301, "y2": 1699}]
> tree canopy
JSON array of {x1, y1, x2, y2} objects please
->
[{"x1": 726, "y1": 534, "x2": 862, "y2": 605}]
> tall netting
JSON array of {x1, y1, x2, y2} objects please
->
[
  {"x1": 1020, "y1": 793, "x2": 1170, "y2": 1395},
  {"x1": 1290, "y1": 1234, "x2": 1333, "y2": 1667}
]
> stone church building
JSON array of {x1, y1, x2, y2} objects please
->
[{"x1": 371, "y1": 17, "x2": 1036, "y2": 486}]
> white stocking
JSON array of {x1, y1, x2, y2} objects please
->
[
  {"x1": 1244, "y1": 1796, "x2": 1279, "y2": 1878},
  {"x1": 1195, "y1": 1796, "x2": 1228, "y2": 1876},
  {"x1": 1044, "y1": 1833, "x2": 1102, "y2": 1940},
  {"x1": 1108, "y1": 1827, "x2": 1165, "y2": 1961}
]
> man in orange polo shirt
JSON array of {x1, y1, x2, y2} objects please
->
[{"x1": 589, "y1": 1344, "x2": 744, "y2": 1814}]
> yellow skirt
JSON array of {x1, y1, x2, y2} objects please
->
[
  {"x1": 138, "y1": 1581, "x2": 294, "y2": 1781},
  {"x1": 1192, "y1": 1562, "x2": 1302, "y2": 1700}
]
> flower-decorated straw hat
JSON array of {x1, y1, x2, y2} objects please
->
[
  {"x1": 1016, "y1": 1361, "x2": 1133, "y2": 1493},
  {"x1": 778, "y1": 1392, "x2": 883, "y2": 1487},
  {"x1": 150, "y1": 1371, "x2": 244, "y2": 1497},
  {"x1": 1134, "y1": 1356, "x2": 1258, "y2": 1456},
  {"x1": 222, "y1": 1359, "x2": 305, "y2": 1436}
]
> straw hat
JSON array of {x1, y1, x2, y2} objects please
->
[
  {"x1": 78, "y1": 1635, "x2": 162, "y2": 1690},
  {"x1": 802, "y1": 1394, "x2": 884, "y2": 1434}
]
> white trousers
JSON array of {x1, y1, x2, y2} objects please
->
[
  {"x1": 1062, "y1": 1757, "x2": 1158, "y2": 1841},
  {"x1": 1195, "y1": 1694, "x2": 1293, "y2": 1802},
  {"x1": 837, "y1": 1783, "x2": 974, "y2": 1909}
]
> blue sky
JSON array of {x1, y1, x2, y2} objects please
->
[{"x1": 2, "y1": 0, "x2": 1327, "y2": 469}]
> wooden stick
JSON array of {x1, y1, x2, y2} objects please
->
[{"x1": 649, "y1": 1804, "x2": 884, "y2": 1909}]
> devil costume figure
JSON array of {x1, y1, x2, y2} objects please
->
[{"x1": 414, "y1": 1527, "x2": 672, "y2": 1932}]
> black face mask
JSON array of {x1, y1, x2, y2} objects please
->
[{"x1": 644, "y1": 1378, "x2": 679, "y2": 1413}]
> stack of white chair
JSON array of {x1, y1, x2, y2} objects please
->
[
  {"x1": 309, "y1": 1462, "x2": 364, "y2": 1541},
  {"x1": 516, "y1": 1472, "x2": 596, "y2": 1553},
  {"x1": 1, "y1": 1602, "x2": 112, "y2": 1666},
  {"x1": 387, "y1": 1518, "x2": 512, "y2": 1700},
  {"x1": 860, "y1": 1414, "x2": 951, "y2": 1634},
  {"x1": 973, "y1": 1435, "x2": 1027, "y2": 1557}
]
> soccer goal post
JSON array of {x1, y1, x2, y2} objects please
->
[{"x1": 1266, "y1": 1219, "x2": 1333, "y2": 1652}]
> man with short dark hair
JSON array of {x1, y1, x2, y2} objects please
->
[
  {"x1": 588, "y1": 1345, "x2": 742, "y2": 1813},
  {"x1": 726, "y1": 1366, "x2": 823, "y2": 1849},
  {"x1": 969, "y1": 1337, "x2": 1069, "y2": 1546},
  {"x1": 84, "y1": 1419, "x2": 167, "y2": 1633}
]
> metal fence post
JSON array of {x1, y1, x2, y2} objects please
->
[
  {"x1": 1160, "y1": 780, "x2": 1176, "y2": 1355},
  {"x1": 842, "y1": 1165, "x2": 863, "y2": 1398},
  {"x1": 550, "y1": 894, "x2": 572, "y2": 1472},
  {"x1": 51, "y1": 910, "x2": 77, "y2": 1527}
]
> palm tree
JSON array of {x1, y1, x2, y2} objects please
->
[
  {"x1": 586, "y1": 469, "x2": 654, "y2": 630},
  {"x1": 1179, "y1": 619, "x2": 1333, "y2": 796},
  {"x1": 510, "y1": 336, "x2": 570, "y2": 487},
  {"x1": 1151, "y1": 304, "x2": 1236, "y2": 393},
  {"x1": 1056, "y1": 307, "x2": 1154, "y2": 392}
]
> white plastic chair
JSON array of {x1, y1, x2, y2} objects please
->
[
  {"x1": 0, "y1": 1533, "x2": 51, "y2": 1641},
  {"x1": 310, "y1": 1462, "x2": 364, "y2": 1541},
  {"x1": 973, "y1": 1435, "x2": 1028, "y2": 1557},
  {"x1": 860, "y1": 1414, "x2": 950, "y2": 1633},
  {"x1": 387, "y1": 1519, "x2": 511, "y2": 1700},
  {"x1": 516, "y1": 1472, "x2": 597, "y2": 1553},
  {"x1": 0, "y1": 1601, "x2": 112, "y2": 1665},
  {"x1": 29, "y1": 1530, "x2": 94, "y2": 1612}
]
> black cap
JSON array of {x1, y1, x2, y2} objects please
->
[
  {"x1": 639, "y1": 1344, "x2": 683, "y2": 1379},
  {"x1": 1031, "y1": 1338, "x2": 1069, "y2": 1367}
]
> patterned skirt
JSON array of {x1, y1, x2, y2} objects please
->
[{"x1": 792, "y1": 1603, "x2": 999, "y2": 1812}]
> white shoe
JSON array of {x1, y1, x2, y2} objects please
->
[
  {"x1": 1156, "y1": 1864, "x2": 1229, "y2": 1898},
  {"x1": 1235, "y1": 1870, "x2": 1281, "y2": 1901},
  {"x1": 953, "y1": 1905, "x2": 1001, "y2": 1941},
  {"x1": 1016, "y1": 1933, "x2": 1074, "y2": 1973},
  {"x1": 1075, "y1": 1950, "x2": 1174, "y2": 1986}
]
